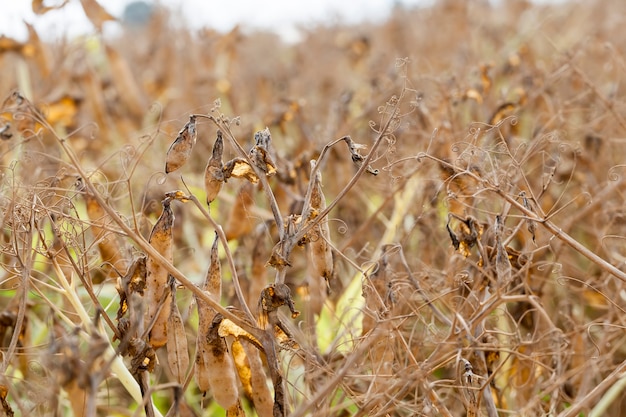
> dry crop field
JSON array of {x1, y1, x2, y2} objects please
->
[{"x1": 2, "y1": 0, "x2": 626, "y2": 415}]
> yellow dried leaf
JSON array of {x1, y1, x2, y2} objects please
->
[
  {"x1": 464, "y1": 88, "x2": 483, "y2": 104},
  {"x1": 218, "y1": 318, "x2": 262, "y2": 350},
  {"x1": 230, "y1": 339, "x2": 253, "y2": 398},
  {"x1": 241, "y1": 341, "x2": 273, "y2": 417},
  {"x1": 45, "y1": 96, "x2": 77, "y2": 127},
  {"x1": 223, "y1": 157, "x2": 259, "y2": 184}
]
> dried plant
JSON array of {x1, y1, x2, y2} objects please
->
[{"x1": 2, "y1": 0, "x2": 626, "y2": 416}]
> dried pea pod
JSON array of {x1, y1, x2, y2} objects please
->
[
  {"x1": 204, "y1": 130, "x2": 224, "y2": 205},
  {"x1": 145, "y1": 198, "x2": 174, "y2": 349},
  {"x1": 309, "y1": 160, "x2": 333, "y2": 282},
  {"x1": 195, "y1": 233, "x2": 221, "y2": 392},
  {"x1": 165, "y1": 115, "x2": 197, "y2": 173},
  {"x1": 166, "y1": 278, "x2": 189, "y2": 384}
]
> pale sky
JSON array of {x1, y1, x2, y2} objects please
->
[{"x1": 1, "y1": 0, "x2": 431, "y2": 43}]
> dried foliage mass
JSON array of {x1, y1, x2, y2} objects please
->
[{"x1": 2, "y1": 0, "x2": 626, "y2": 416}]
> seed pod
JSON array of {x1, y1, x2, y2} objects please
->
[
  {"x1": 204, "y1": 130, "x2": 225, "y2": 205},
  {"x1": 241, "y1": 339, "x2": 274, "y2": 417},
  {"x1": 195, "y1": 233, "x2": 221, "y2": 392},
  {"x1": 165, "y1": 115, "x2": 197, "y2": 174},
  {"x1": 225, "y1": 182, "x2": 255, "y2": 240},
  {"x1": 307, "y1": 160, "x2": 333, "y2": 286},
  {"x1": 204, "y1": 315, "x2": 240, "y2": 409},
  {"x1": 145, "y1": 198, "x2": 174, "y2": 349},
  {"x1": 227, "y1": 337, "x2": 272, "y2": 417},
  {"x1": 167, "y1": 278, "x2": 189, "y2": 384},
  {"x1": 79, "y1": 178, "x2": 129, "y2": 282}
]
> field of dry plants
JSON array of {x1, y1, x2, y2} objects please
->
[{"x1": 2, "y1": 0, "x2": 626, "y2": 415}]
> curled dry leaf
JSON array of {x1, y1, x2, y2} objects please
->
[
  {"x1": 79, "y1": 0, "x2": 116, "y2": 31},
  {"x1": 32, "y1": 0, "x2": 70, "y2": 15},
  {"x1": 129, "y1": 337, "x2": 156, "y2": 374},
  {"x1": 167, "y1": 278, "x2": 189, "y2": 384},
  {"x1": 249, "y1": 128, "x2": 277, "y2": 176},
  {"x1": 165, "y1": 115, "x2": 198, "y2": 174},
  {"x1": 115, "y1": 255, "x2": 146, "y2": 327},
  {"x1": 257, "y1": 283, "x2": 300, "y2": 336},
  {"x1": 342, "y1": 135, "x2": 379, "y2": 175},
  {"x1": 164, "y1": 190, "x2": 192, "y2": 202},
  {"x1": 223, "y1": 157, "x2": 259, "y2": 184},
  {"x1": 205, "y1": 130, "x2": 225, "y2": 205},
  {"x1": 446, "y1": 214, "x2": 483, "y2": 258},
  {"x1": 145, "y1": 198, "x2": 174, "y2": 349},
  {"x1": 217, "y1": 316, "x2": 263, "y2": 351}
]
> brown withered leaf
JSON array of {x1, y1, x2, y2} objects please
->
[
  {"x1": 164, "y1": 190, "x2": 192, "y2": 202},
  {"x1": 226, "y1": 403, "x2": 245, "y2": 417},
  {"x1": 0, "y1": 383, "x2": 13, "y2": 417},
  {"x1": 257, "y1": 284, "x2": 300, "y2": 330},
  {"x1": 205, "y1": 130, "x2": 225, "y2": 205},
  {"x1": 223, "y1": 157, "x2": 259, "y2": 184},
  {"x1": 115, "y1": 255, "x2": 147, "y2": 323},
  {"x1": 0, "y1": 123, "x2": 11, "y2": 140},
  {"x1": 266, "y1": 242, "x2": 291, "y2": 269},
  {"x1": 129, "y1": 337, "x2": 156, "y2": 374},
  {"x1": 79, "y1": 0, "x2": 116, "y2": 31},
  {"x1": 249, "y1": 128, "x2": 277, "y2": 176},
  {"x1": 489, "y1": 102, "x2": 517, "y2": 126},
  {"x1": 447, "y1": 214, "x2": 483, "y2": 258},
  {"x1": 165, "y1": 115, "x2": 198, "y2": 173},
  {"x1": 32, "y1": 0, "x2": 69, "y2": 15},
  {"x1": 342, "y1": 136, "x2": 379, "y2": 175}
]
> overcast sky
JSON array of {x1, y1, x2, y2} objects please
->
[{"x1": 1, "y1": 0, "x2": 432, "y2": 43}]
